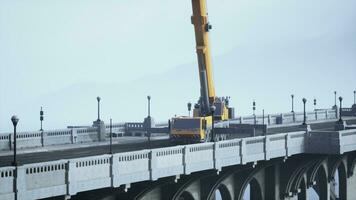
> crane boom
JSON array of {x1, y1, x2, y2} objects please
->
[
  {"x1": 191, "y1": 0, "x2": 215, "y2": 115},
  {"x1": 169, "y1": 0, "x2": 235, "y2": 144}
]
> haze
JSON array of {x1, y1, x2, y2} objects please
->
[{"x1": 1, "y1": 0, "x2": 355, "y2": 132}]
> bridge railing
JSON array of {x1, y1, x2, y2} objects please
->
[
  {"x1": 230, "y1": 109, "x2": 337, "y2": 125},
  {"x1": 5, "y1": 128, "x2": 355, "y2": 200},
  {"x1": 0, "y1": 127, "x2": 102, "y2": 151},
  {"x1": 0, "y1": 109, "x2": 338, "y2": 152}
]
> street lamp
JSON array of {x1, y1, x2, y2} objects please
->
[
  {"x1": 302, "y1": 98, "x2": 307, "y2": 125},
  {"x1": 334, "y1": 91, "x2": 337, "y2": 107},
  {"x1": 187, "y1": 102, "x2": 192, "y2": 117},
  {"x1": 40, "y1": 107, "x2": 44, "y2": 131},
  {"x1": 147, "y1": 95, "x2": 151, "y2": 117},
  {"x1": 210, "y1": 105, "x2": 216, "y2": 142},
  {"x1": 291, "y1": 94, "x2": 294, "y2": 113},
  {"x1": 11, "y1": 115, "x2": 19, "y2": 200},
  {"x1": 11, "y1": 115, "x2": 19, "y2": 166},
  {"x1": 96, "y1": 96, "x2": 101, "y2": 121},
  {"x1": 147, "y1": 95, "x2": 151, "y2": 148},
  {"x1": 353, "y1": 90, "x2": 356, "y2": 105},
  {"x1": 339, "y1": 97, "x2": 343, "y2": 122},
  {"x1": 109, "y1": 118, "x2": 113, "y2": 154}
]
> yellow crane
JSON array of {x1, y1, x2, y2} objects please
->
[{"x1": 170, "y1": 0, "x2": 234, "y2": 143}]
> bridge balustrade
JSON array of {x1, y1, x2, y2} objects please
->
[
  {"x1": 185, "y1": 143, "x2": 215, "y2": 175},
  {"x1": 215, "y1": 139, "x2": 241, "y2": 170},
  {"x1": 0, "y1": 167, "x2": 15, "y2": 199},
  {"x1": 115, "y1": 150, "x2": 151, "y2": 187},
  {"x1": 21, "y1": 161, "x2": 67, "y2": 200},
  {"x1": 151, "y1": 146, "x2": 184, "y2": 180},
  {"x1": 0, "y1": 109, "x2": 339, "y2": 152}
]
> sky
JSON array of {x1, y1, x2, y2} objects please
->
[{"x1": 0, "y1": 0, "x2": 356, "y2": 132}]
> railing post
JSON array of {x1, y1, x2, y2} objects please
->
[
  {"x1": 280, "y1": 113, "x2": 284, "y2": 124},
  {"x1": 240, "y1": 139, "x2": 246, "y2": 164},
  {"x1": 285, "y1": 133, "x2": 290, "y2": 157},
  {"x1": 240, "y1": 116, "x2": 243, "y2": 124},
  {"x1": 325, "y1": 110, "x2": 328, "y2": 119},
  {"x1": 16, "y1": 167, "x2": 26, "y2": 200},
  {"x1": 268, "y1": 115, "x2": 271, "y2": 125},
  {"x1": 66, "y1": 161, "x2": 77, "y2": 197},
  {"x1": 183, "y1": 146, "x2": 187, "y2": 175},
  {"x1": 41, "y1": 131, "x2": 46, "y2": 147},
  {"x1": 264, "y1": 136, "x2": 270, "y2": 160},
  {"x1": 70, "y1": 129, "x2": 77, "y2": 144},
  {"x1": 293, "y1": 112, "x2": 296, "y2": 123},
  {"x1": 9, "y1": 133, "x2": 12, "y2": 150},
  {"x1": 111, "y1": 154, "x2": 119, "y2": 188},
  {"x1": 213, "y1": 142, "x2": 220, "y2": 172},
  {"x1": 149, "y1": 150, "x2": 157, "y2": 180}
]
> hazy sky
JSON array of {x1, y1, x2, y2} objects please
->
[{"x1": 1, "y1": 0, "x2": 355, "y2": 132}]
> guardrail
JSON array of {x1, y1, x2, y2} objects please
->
[
  {"x1": 230, "y1": 109, "x2": 337, "y2": 125},
  {"x1": 0, "y1": 109, "x2": 338, "y2": 152},
  {"x1": 1, "y1": 128, "x2": 355, "y2": 200}
]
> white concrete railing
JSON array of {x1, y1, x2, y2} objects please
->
[
  {"x1": 0, "y1": 109, "x2": 337, "y2": 151},
  {"x1": 1, "y1": 128, "x2": 355, "y2": 200},
  {"x1": 230, "y1": 109, "x2": 337, "y2": 125},
  {"x1": 0, "y1": 125, "x2": 124, "y2": 151}
]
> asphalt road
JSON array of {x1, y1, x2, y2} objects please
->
[{"x1": 0, "y1": 139, "x2": 173, "y2": 167}]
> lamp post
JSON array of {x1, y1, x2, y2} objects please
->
[
  {"x1": 210, "y1": 105, "x2": 216, "y2": 142},
  {"x1": 302, "y1": 98, "x2": 307, "y2": 125},
  {"x1": 40, "y1": 107, "x2": 44, "y2": 131},
  {"x1": 147, "y1": 95, "x2": 151, "y2": 148},
  {"x1": 334, "y1": 91, "x2": 337, "y2": 108},
  {"x1": 353, "y1": 90, "x2": 356, "y2": 105},
  {"x1": 109, "y1": 118, "x2": 113, "y2": 154},
  {"x1": 97, "y1": 96, "x2": 101, "y2": 121},
  {"x1": 339, "y1": 97, "x2": 343, "y2": 122},
  {"x1": 291, "y1": 94, "x2": 294, "y2": 113},
  {"x1": 147, "y1": 95, "x2": 151, "y2": 117},
  {"x1": 11, "y1": 116, "x2": 19, "y2": 166},
  {"x1": 11, "y1": 115, "x2": 19, "y2": 200},
  {"x1": 187, "y1": 102, "x2": 192, "y2": 117}
]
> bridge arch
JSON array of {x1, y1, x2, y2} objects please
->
[
  {"x1": 329, "y1": 158, "x2": 347, "y2": 200},
  {"x1": 284, "y1": 159, "x2": 316, "y2": 197},
  {"x1": 248, "y1": 177, "x2": 263, "y2": 200},
  {"x1": 297, "y1": 176, "x2": 308, "y2": 200},
  {"x1": 236, "y1": 168, "x2": 265, "y2": 200},
  {"x1": 310, "y1": 160, "x2": 329, "y2": 200}
]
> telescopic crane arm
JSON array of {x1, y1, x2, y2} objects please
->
[{"x1": 191, "y1": 0, "x2": 215, "y2": 116}]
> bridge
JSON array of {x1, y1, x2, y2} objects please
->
[{"x1": 1, "y1": 107, "x2": 356, "y2": 200}]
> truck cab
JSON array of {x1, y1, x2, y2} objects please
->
[{"x1": 170, "y1": 116, "x2": 212, "y2": 143}]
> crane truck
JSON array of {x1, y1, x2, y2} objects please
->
[{"x1": 169, "y1": 0, "x2": 235, "y2": 143}]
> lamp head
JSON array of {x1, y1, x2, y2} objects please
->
[{"x1": 11, "y1": 115, "x2": 19, "y2": 126}]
